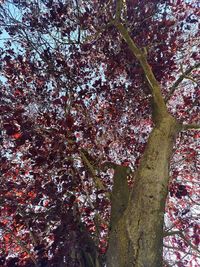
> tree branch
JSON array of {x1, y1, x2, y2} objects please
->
[
  {"x1": 115, "y1": 0, "x2": 123, "y2": 20},
  {"x1": 109, "y1": 165, "x2": 130, "y2": 228},
  {"x1": 178, "y1": 232, "x2": 200, "y2": 254},
  {"x1": 182, "y1": 123, "x2": 200, "y2": 130},
  {"x1": 79, "y1": 150, "x2": 110, "y2": 199},
  {"x1": 165, "y1": 62, "x2": 200, "y2": 103},
  {"x1": 187, "y1": 195, "x2": 200, "y2": 206},
  {"x1": 164, "y1": 230, "x2": 200, "y2": 254},
  {"x1": 113, "y1": 1, "x2": 168, "y2": 120},
  {"x1": 163, "y1": 230, "x2": 181, "y2": 237}
]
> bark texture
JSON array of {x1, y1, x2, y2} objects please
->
[
  {"x1": 109, "y1": 165, "x2": 130, "y2": 229},
  {"x1": 106, "y1": 115, "x2": 180, "y2": 267}
]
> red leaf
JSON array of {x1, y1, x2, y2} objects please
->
[{"x1": 12, "y1": 132, "x2": 22, "y2": 139}]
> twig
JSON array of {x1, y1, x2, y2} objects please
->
[
  {"x1": 165, "y1": 62, "x2": 200, "y2": 103},
  {"x1": 79, "y1": 150, "x2": 110, "y2": 199},
  {"x1": 182, "y1": 124, "x2": 200, "y2": 130},
  {"x1": 164, "y1": 230, "x2": 200, "y2": 254}
]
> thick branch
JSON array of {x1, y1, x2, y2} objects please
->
[
  {"x1": 102, "y1": 162, "x2": 131, "y2": 228},
  {"x1": 113, "y1": 2, "x2": 168, "y2": 119},
  {"x1": 165, "y1": 62, "x2": 200, "y2": 102},
  {"x1": 109, "y1": 165, "x2": 130, "y2": 228}
]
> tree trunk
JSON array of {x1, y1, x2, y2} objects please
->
[{"x1": 106, "y1": 115, "x2": 180, "y2": 267}]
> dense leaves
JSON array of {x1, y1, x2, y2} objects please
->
[{"x1": 0, "y1": 0, "x2": 199, "y2": 266}]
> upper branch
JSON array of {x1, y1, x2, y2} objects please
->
[
  {"x1": 113, "y1": 1, "x2": 168, "y2": 120},
  {"x1": 115, "y1": 0, "x2": 123, "y2": 20},
  {"x1": 165, "y1": 62, "x2": 200, "y2": 103}
]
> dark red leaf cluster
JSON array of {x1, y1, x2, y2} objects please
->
[{"x1": 0, "y1": 0, "x2": 199, "y2": 266}]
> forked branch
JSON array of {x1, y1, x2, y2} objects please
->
[{"x1": 165, "y1": 62, "x2": 200, "y2": 102}]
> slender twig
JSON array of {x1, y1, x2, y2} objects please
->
[
  {"x1": 165, "y1": 62, "x2": 200, "y2": 102},
  {"x1": 79, "y1": 150, "x2": 110, "y2": 199},
  {"x1": 187, "y1": 195, "x2": 200, "y2": 206},
  {"x1": 164, "y1": 230, "x2": 200, "y2": 254},
  {"x1": 182, "y1": 124, "x2": 200, "y2": 130},
  {"x1": 164, "y1": 244, "x2": 200, "y2": 258}
]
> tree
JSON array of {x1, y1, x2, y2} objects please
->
[{"x1": 0, "y1": 0, "x2": 199, "y2": 266}]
